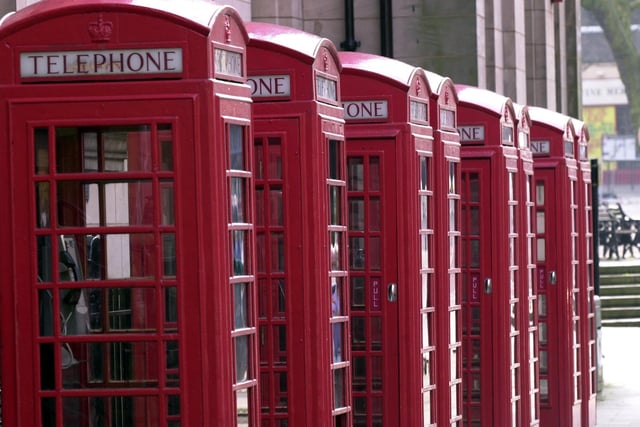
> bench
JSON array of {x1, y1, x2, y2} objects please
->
[{"x1": 599, "y1": 203, "x2": 640, "y2": 259}]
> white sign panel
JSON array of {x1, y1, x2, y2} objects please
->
[
  {"x1": 21, "y1": 48, "x2": 183, "y2": 78},
  {"x1": 458, "y1": 125, "x2": 485, "y2": 142},
  {"x1": 248, "y1": 75, "x2": 291, "y2": 97},
  {"x1": 343, "y1": 100, "x2": 388, "y2": 120},
  {"x1": 582, "y1": 78, "x2": 628, "y2": 106},
  {"x1": 602, "y1": 135, "x2": 637, "y2": 161}
]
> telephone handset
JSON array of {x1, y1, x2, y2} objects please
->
[{"x1": 57, "y1": 235, "x2": 89, "y2": 368}]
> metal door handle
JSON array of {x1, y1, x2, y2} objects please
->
[
  {"x1": 387, "y1": 283, "x2": 398, "y2": 302},
  {"x1": 484, "y1": 278, "x2": 493, "y2": 295},
  {"x1": 549, "y1": 271, "x2": 557, "y2": 285}
]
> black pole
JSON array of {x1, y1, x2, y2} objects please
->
[
  {"x1": 592, "y1": 158, "x2": 600, "y2": 296},
  {"x1": 340, "y1": 0, "x2": 360, "y2": 51},
  {"x1": 380, "y1": 0, "x2": 393, "y2": 57}
]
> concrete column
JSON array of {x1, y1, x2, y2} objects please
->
[
  {"x1": 502, "y1": 0, "x2": 528, "y2": 105},
  {"x1": 525, "y1": 0, "x2": 557, "y2": 110}
]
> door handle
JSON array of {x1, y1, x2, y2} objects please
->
[
  {"x1": 549, "y1": 271, "x2": 557, "y2": 285},
  {"x1": 387, "y1": 283, "x2": 398, "y2": 302},
  {"x1": 484, "y1": 278, "x2": 493, "y2": 295}
]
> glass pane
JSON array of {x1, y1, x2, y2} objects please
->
[
  {"x1": 163, "y1": 233, "x2": 177, "y2": 277},
  {"x1": 271, "y1": 232, "x2": 285, "y2": 272},
  {"x1": 349, "y1": 198, "x2": 365, "y2": 231},
  {"x1": 422, "y1": 351, "x2": 432, "y2": 387},
  {"x1": 348, "y1": 157, "x2": 364, "y2": 191},
  {"x1": 332, "y1": 322, "x2": 344, "y2": 362},
  {"x1": 36, "y1": 182, "x2": 50, "y2": 228},
  {"x1": 351, "y1": 276, "x2": 366, "y2": 309},
  {"x1": 268, "y1": 138, "x2": 282, "y2": 179},
  {"x1": 369, "y1": 157, "x2": 380, "y2": 191},
  {"x1": 40, "y1": 344, "x2": 55, "y2": 390},
  {"x1": 237, "y1": 388, "x2": 249, "y2": 425},
  {"x1": 350, "y1": 237, "x2": 365, "y2": 270},
  {"x1": 329, "y1": 186, "x2": 342, "y2": 225},
  {"x1": 35, "y1": 128, "x2": 49, "y2": 174},
  {"x1": 449, "y1": 162, "x2": 457, "y2": 194},
  {"x1": 232, "y1": 230, "x2": 247, "y2": 275},
  {"x1": 166, "y1": 340, "x2": 180, "y2": 387},
  {"x1": 330, "y1": 231, "x2": 342, "y2": 270},
  {"x1": 234, "y1": 282, "x2": 250, "y2": 329},
  {"x1": 333, "y1": 368, "x2": 345, "y2": 408},
  {"x1": 369, "y1": 197, "x2": 380, "y2": 231},
  {"x1": 537, "y1": 238, "x2": 546, "y2": 262},
  {"x1": 371, "y1": 316, "x2": 382, "y2": 351},
  {"x1": 420, "y1": 157, "x2": 428, "y2": 190},
  {"x1": 421, "y1": 234, "x2": 429, "y2": 269},
  {"x1": 159, "y1": 124, "x2": 174, "y2": 171},
  {"x1": 328, "y1": 140, "x2": 341, "y2": 180},
  {"x1": 61, "y1": 341, "x2": 159, "y2": 388},
  {"x1": 469, "y1": 173, "x2": 480, "y2": 202},
  {"x1": 161, "y1": 181, "x2": 175, "y2": 225},
  {"x1": 331, "y1": 277, "x2": 343, "y2": 316},
  {"x1": 165, "y1": 286, "x2": 178, "y2": 326},
  {"x1": 371, "y1": 356, "x2": 382, "y2": 391},
  {"x1": 37, "y1": 235, "x2": 53, "y2": 282},
  {"x1": 235, "y1": 335, "x2": 250, "y2": 383},
  {"x1": 536, "y1": 183, "x2": 545, "y2": 205},
  {"x1": 369, "y1": 236, "x2": 381, "y2": 271},
  {"x1": 270, "y1": 187, "x2": 284, "y2": 226},
  {"x1": 230, "y1": 125, "x2": 245, "y2": 170},
  {"x1": 536, "y1": 211, "x2": 545, "y2": 233},
  {"x1": 353, "y1": 358, "x2": 367, "y2": 391},
  {"x1": 420, "y1": 195, "x2": 428, "y2": 229},
  {"x1": 351, "y1": 317, "x2": 366, "y2": 351},
  {"x1": 62, "y1": 396, "x2": 159, "y2": 426},
  {"x1": 231, "y1": 177, "x2": 245, "y2": 223}
]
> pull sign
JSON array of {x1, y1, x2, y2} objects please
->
[
  {"x1": 371, "y1": 278, "x2": 382, "y2": 311},
  {"x1": 387, "y1": 283, "x2": 398, "y2": 303}
]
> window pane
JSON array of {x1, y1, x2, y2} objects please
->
[
  {"x1": 230, "y1": 177, "x2": 245, "y2": 223},
  {"x1": 230, "y1": 125, "x2": 244, "y2": 170},
  {"x1": 234, "y1": 283, "x2": 250, "y2": 329},
  {"x1": 35, "y1": 128, "x2": 49, "y2": 174},
  {"x1": 348, "y1": 157, "x2": 364, "y2": 191}
]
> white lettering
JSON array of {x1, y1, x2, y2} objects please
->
[{"x1": 21, "y1": 48, "x2": 183, "y2": 78}]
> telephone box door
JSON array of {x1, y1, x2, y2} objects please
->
[
  {"x1": 535, "y1": 167, "x2": 582, "y2": 426},
  {"x1": 460, "y1": 159, "x2": 494, "y2": 426},
  {"x1": 347, "y1": 139, "x2": 399, "y2": 427},
  {"x1": 9, "y1": 98, "x2": 201, "y2": 426},
  {"x1": 254, "y1": 117, "x2": 302, "y2": 425}
]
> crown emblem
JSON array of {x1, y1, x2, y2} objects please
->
[
  {"x1": 416, "y1": 78, "x2": 422, "y2": 96},
  {"x1": 89, "y1": 14, "x2": 113, "y2": 43},
  {"x1": 224, "y1": 15, "x2": 232, "y2": 43}
]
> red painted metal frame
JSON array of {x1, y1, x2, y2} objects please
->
[
  {"x1": 0, "y1": 1, "x2": 256, "y2": 426},
  {"x1": 426, "y1": 71, "x2": 463, "y2": 426},
  {"x1": 529, "y1": 106, "x2": 582, "y2": 427},
  {"x1": 514, "y1": 103, "x2": 540, "y2": 426},
  {"x1": 339, "y1": 52, "x2": 434, "y2": 426},
  {"x1": 246, "y1": 22, "x2": 350, "y2": 427},
  {"x1": 572, "y1": 118, "x2": 597, "y2": 427},
  {"x1": 456, "y1": 85, "x2": 523, "y2": 426}
]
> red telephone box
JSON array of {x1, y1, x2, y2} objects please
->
[
  {"x1": 456, "y1": 85, "x2": 524, "y2": 426},
  {"x1": 529, "y1": 106, "x2": 582, "y2": 427},
  {"x1": 246, "y1": 23, "x2": 350, "y2": 427},
  {"x1": 572, "y1": 118, "x2": 597, "y2": 427},
  {"x1": 339, "y1": 52, "x2": 434, "y2": 426},
  {"x1": 425, "y1": 71, "x2": 463, "y2": 425},
  {"x1": 0, "y1": 1, "x2": 258, "y2": 425},
  {"x1": 514, "y1": 103, "x2": 541, "y2": 426}
]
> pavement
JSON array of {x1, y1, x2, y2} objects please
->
[
  {"x1": 594, "y1": 185, "x2": 640, "y2": 425},
  {"x1": 596, "y1": 326, "x2": 640, "y2": 426}
]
